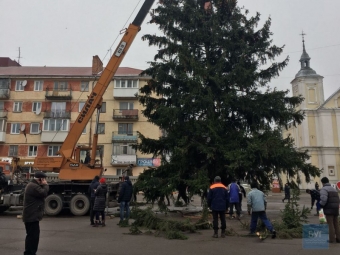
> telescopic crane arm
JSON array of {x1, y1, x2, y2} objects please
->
[{"x1": 34, "y1": 0, "x2": 155, "y2": 180}]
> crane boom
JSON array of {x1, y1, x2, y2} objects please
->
[{"x1": 34, "y1": 0, "x2": 155, "y2": 180}]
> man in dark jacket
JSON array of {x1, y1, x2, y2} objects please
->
[
  {"x1": 22, "y1": 171, "x2": 49, "y2": 255},
  {"x1": 118, "y1": 175, "x2": 133, "y2": 224},
  {"x1": 282, "y1": 183, "x2": 290, "y2": 203},
  {"x1": 319, "y1": 177, "x2": 340, "y2": 243},
  {"x1": 306, "y1": 189, "x2": 321, "y2": 216},
  {"x1": 88, "y1": 175, "x2": 100, "y2": 225},
  {"x1": 207, "y1": 176, "x2": 229, "y2": 238}
]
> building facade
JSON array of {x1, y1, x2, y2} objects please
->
[
  {"x1": 0, "y1": 56, "x2": 160, "y2": 176},
  {"x1": 282, "y1": 39, "x2": 340, "y2": 189}
]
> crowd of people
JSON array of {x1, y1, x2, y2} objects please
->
[
  {"x1": 207, "y1": 176, "x2": 339, "y2": 242},
  {"x1": 21, "y1": 171, "x2": 339, "y2": 254}
]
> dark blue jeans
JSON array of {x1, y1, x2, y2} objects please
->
[
  {"x1": 120, "y1": 201, "x2": 130, "y2": 221},
  {"x1": 250, "y1": 211, "x2": 274, "y2": 233}
]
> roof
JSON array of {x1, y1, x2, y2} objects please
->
[
  {"x1": 0, "y1": 66, "x2": 143, "y2": 77},
  {"x1": 319, "y1": 87, "x2": 340, "y2": 109},
  {"x1": 0, "y1": 57, "x2": 21, "y2": 67}
]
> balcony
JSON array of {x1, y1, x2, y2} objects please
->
[
  {"x1": 113, "y1": 87, "x2": 138, "y2": 99},
  {"x1": 0, "y1": 89, "x2": 10, "y2": 99},
  {"x1": 112, "y1": 109, "x2": 138, "y2": 121},
  {"x1": 0, "y1": 131, "x2": 5, "y2": 142},
  {"x1": 45, "y1": 87, "x2": 72, "y2": 100},
  {"x1": 111, "y1": 154, "x2": 137, "y2": 166},
  {"x1": 0, "y1": 110, "x2": 8, "y2": 118},
  {"x1": 112, "y1": 131, "x2": 138, "y2": 143},
  {"x1": 41, "y1": 131, "x2": 68, "y2": 143},
  {"x1": 44, "y1": 111, "x2": 71, "y2": 119}
]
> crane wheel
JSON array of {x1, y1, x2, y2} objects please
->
[
  {"x1": 45, "y1": 194, "x2": 63, "y2": 216},
  {"x1": 0, "y1": 205, "x2": 10, "y2": 214},
  {"x1": 70, "y1": 194, "x2": 90, "y2": 216}
]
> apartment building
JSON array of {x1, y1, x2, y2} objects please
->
[{"x1": 0, "y1": 57, "x2": 160, "y2": 176}]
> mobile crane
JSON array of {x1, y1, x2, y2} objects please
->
[{"x1": 0, "y1": 0, "x2": 155, "y2": 216}]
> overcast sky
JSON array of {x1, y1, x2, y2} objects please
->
[{"x1": 0, "y1": 0, "x2": 339, "y2": 98}]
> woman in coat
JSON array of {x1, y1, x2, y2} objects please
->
[{"x1": 93, "y1": 177, "x2": 107, "y2": 227}]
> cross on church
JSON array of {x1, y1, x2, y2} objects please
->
[{"x1": 300, "y1": 31, "x2": 306, "y2": 41}]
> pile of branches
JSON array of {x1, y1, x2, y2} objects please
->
[{"x1": 129, "y1": 206, "x2": 210, "y2": 240}]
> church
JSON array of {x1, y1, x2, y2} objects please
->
[{"x1": 282, "y1": 37, "x2": 340, "y2": 189}]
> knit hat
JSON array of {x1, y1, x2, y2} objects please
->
[
  {"x1": 34, "y1": 171, "x2": 47, "y2": 178},
  {"x1": 94, "y1": 175, "x2": 100, "y2": 181},
  {"x1": 99, "y1": 177, "x2": 106, "y2": 184},
  {"x1": 125, "y1": 176, "x2": 130, "y2": 181},
  {"x1": 214, "y1": 176, "x2": 221, "y2": 182},
  {"x1": 321, "y1": 177, "x2": 329, "y2": 184}
]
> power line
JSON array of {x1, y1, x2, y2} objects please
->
[{"x1": 283, "y1": 43, "x2": 340, "y2": 55}]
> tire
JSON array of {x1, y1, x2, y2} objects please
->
[
  {"x1": 0, "y1": 205, "x2": 10, "y2": 214},
  {"x1": 45, "y1": 194, "x2": 63, "y2": 216},
  {"x1": 70, "y1": 194, "x2": 90, "y2": 216}
]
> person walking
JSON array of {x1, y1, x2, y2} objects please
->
[
  {"x1": 228, "y1": 179, "x2": 241, "y2": 219},
  {"x1": 315, "y1": 181, "x2": 319, "y2": 191},
  {"x1": 319, "y1": 177, "x2": 340, "y2": 243},
  {"x1": 247, "y1": 182, "x2": 276, "y2": 238},
  {"x1": 237, "y1": 181, "x2": 246, "y2": 212},
  {"x1": 93, "y1": 177, "x2": 107, "y2": 227},
  {"x1": 282, "y1": 183, "x2": 290, "y2": 203},
  {"x1": 306, "y1": 189, "x2": 321, "y2": 216},
  {"x1": 207, "y1": 176, "x2": 229, "y2": 238},
  {"x1": 88, "y1": 175, "x2": 100, "y2": 225},
  {"x1": 22, "y1": 171, "x2": 49, "y2": 255},
  {"x1": 118, "y1": 175, "x2": 133, "y2": 224}
]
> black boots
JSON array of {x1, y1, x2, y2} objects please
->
[{"x1": 221, "y1": 230, "x2": 226, "y2": 238}]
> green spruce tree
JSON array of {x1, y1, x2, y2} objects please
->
[{"x1": 136, "y1": 0, "x2": 320, "y2": 198}]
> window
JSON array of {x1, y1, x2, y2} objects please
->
[
  {"x1": 96, "y1": 145, "x2": 104, "y2": 158},
  {"x1": 79, "y1": 102, "x2": 85, "y2": 112},
  {"x1": 34, "y1": 80, "x2": 43, "y2": 91},
  {"x1": 13, "y1": 102, "x2": 22, "y2": 112},
  {"x1": 115, "y1": 79, "x2": 138, "y2": 88},
  {"x1": 48, "y1": 145, "x2": 61, "y2": 156},
  {"x1": 30, "y1": 123, "x2": 40, "y2": 134},
  {"x1": 32, "y1": 102, "x2": 42, "y2": 114},
  {"x1": 97, "y1": 123, "x2": 105, "y2": 134},
  {"x1": 116, "y1": 169, "x2": 124, "y2": 176},
  {"x1": 15, "y1": 80, "x2": 25, "y2": 91},
  {"x1": 119, "y1": 102, "x2": 134, "y2": 110},
  {"x1": 11, "y1": 123, "x2": 20, "y2": 134},
  {"x1": 9, "y1": 145, "x2": 18, "y2": 156},
  {"x1": 82, "y1": 126, "x2": 86, "y2": 134},
  {"x1": 118, "y1": 123, "x2": 133, "y2": 134},
  {"x1": 81, "y1": 81, "x2": 89, "y2": 92},
  {"x1": 0, "y1": 119, "x2": 6, "y2": 132},
  {"x1": 100, "y1": 102, "x2": 106, "y2": 113},
  {"x1": 28, "y1": 146, "x2": 37, "y2": 157},
  {"x1": 113, "y1": 143, "x2": 136, "y2": 155},
  {"x1": 51, "y1": 102, "x2": 66, "y2": 117},
  {"x1": 43, "y1": 119, "x2": 68, "y2": 131},
  {"x1": 54, "y1": 81, "x2": 67, "y2": 91},
  {"x1": 0, "y1": 79, "x2": 9, "y2": 89},
  {"x1": 0, "y1": 102, "x2": 4, "y2": 110}
]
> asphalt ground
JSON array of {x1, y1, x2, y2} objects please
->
[{"x1": 0, "y1": 192, "x2": 339, "y2": 255}]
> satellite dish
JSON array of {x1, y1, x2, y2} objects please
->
[
  {"x1": 20, "y1": 124, "x2": 26, "y2": 132},
  {"x1": 35, "y1": 107, "x2": 41, "y2": 115},
  {"x1": 22, "y1": 80, "x2": 27, "y2": 87}
]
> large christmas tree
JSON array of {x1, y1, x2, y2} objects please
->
[{"x1": 136, "y1": 0, "x2": 320, "y2": 197}]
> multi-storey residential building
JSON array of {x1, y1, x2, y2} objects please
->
[{"x1": 0, "y1": 57, "x2": 160, "y2": 177}]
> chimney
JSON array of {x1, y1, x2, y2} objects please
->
[{"x1": 92, "y1": 55, "x2": 103, "y2": 75}]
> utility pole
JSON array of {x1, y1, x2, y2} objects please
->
[{"x1": 17, "y1": 47, "x2": 22, "y2": 65}]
